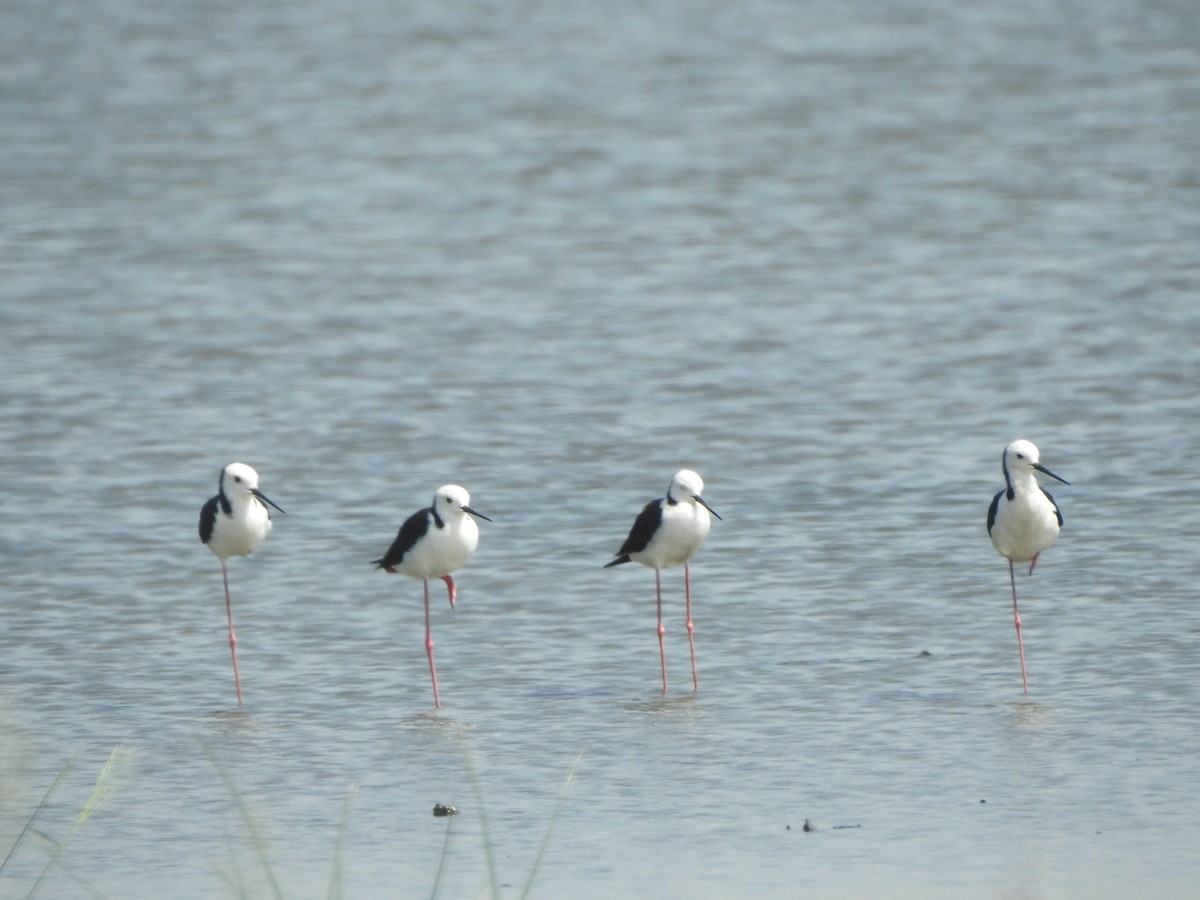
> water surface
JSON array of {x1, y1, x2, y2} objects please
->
[{"x1": 2, "y1": 0, "x2": 1198, "y2": 897}]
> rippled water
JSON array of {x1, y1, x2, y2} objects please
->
[{"x1": 2, "y1": 0, "x2": 1199, "y2": 897}]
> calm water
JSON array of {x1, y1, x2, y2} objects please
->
[{"x1": 2, "y1": 0, "x2": 1199, "y2": 897}]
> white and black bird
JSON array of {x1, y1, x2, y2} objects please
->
[
  {"x1": 199, "y1": 462, "x2": 285, "y2": 707},
  {"x1": 373, "y1": 484, "x2": 491, "y2": 709},
  {"x1": 605, "y1": 469, "x2": 721, "y2": 693},
  {"x1": 987, "y1": 439, "x2": 1069, "y2": 693}
]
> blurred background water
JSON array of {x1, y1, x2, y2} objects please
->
[{"x1": 1, "y1": 0, "x2": 1198, "y2": 897}]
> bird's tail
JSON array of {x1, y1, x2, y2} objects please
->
[{"x1": 604, "y1": 555, "x2": 631, "y2": 568}]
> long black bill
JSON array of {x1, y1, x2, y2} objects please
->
[
  {"x1": 1033, "y1": 463, "x2": 1069, "y2": 486},
  {"x1": 252, "y1": 488, "x2": 286, "y2": 514},
  {"x1": 463, "y1": 505, "x2": 492, "y2": 522},
  {"x1": 695, "y1": 495, "x2": 722, "y2": 521}
]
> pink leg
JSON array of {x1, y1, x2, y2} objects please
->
[
  {"x1": 441, "y1": 574, "x2": 457, "y2": 609},
  {"x1": 424, "y1": 580, "x2": 441, "y2": 708},
  {"x1": 655, "y1": 569, "x2": 668, "y2": 694},
  {"x1": 1009, "y1": 560, "x2": 1029, "y2": 694},
  {"x1": 221, "y1": 560, "x2": 244, "y2": 708},
  {"x1": 1028, "y1": 552, "x2": 1041, "y2": 576},
  {"x1": 684, "y1": 564, "x2": 698, "y2": 691}
]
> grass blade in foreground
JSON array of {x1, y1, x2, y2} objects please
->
[
  {"x1": 200, "y1": 739, "x2": 284, "y2": 900},
  {"x1": 325, "y1": 783, "x2": 357, "y2": 900},
  {"x1": 25, "y1": 745, "x2": 137, "y2": 900},
  {"x1": 0, "y1": 747, "x2": 83, "y2": 880},
  {"x1": 520, "y1": 749, "x2": 585, "y2": 900}
]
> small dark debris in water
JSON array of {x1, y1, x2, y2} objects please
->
[
  {"x1": 916, "y1": 650, "x2": 932, "y2": 658},
  {"x1": 432, "y1": 803, "x2": 458, "y2": 817},
  {"x1": 980, "y1": 799, "x2": 987, "y2": 804},
  {"x1": 796, "y1": 819, "x2": 859, "y2": 832}
]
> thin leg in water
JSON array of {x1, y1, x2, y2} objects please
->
[
  {"x1": 1009, "y1": 560, "x2": 1029, "y2": 694},
  {"x1": 655, "y1": 568, "x2": 668, "y2": 694},
  {"x1": 684, "y1": 563, "x2": 698, "y2": 691},
  {"x1": 424, "y1": 579, "x2": 441, "y2": 708},
  {"x1": 221, "y1": 560, "x2": 244, "y2": 708}
]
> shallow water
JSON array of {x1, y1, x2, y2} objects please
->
[{"x1": 2, "y1": 0, "x2": 1199, "y2": 897}]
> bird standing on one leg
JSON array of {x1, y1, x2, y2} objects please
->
[
  {"x1": 373, "y1": 485, "x2": 491, "y2": 709},
  {"x1": 199, "y1": 462, "x2": 285, "y2": 708},
  {"x1": 605, "y1": 469, "x2": 721, "y2": 694},
  {"x1": 987, "y1": 439, "x2": 1069, "y2": 694}
]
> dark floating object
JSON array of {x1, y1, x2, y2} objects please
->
[
  {"x1": 795, "y1": 819, "x2": 860, "y2": 832},
  {"x1": 916, "y1": 650, "x2": 932, "y2": 657},
  {"x1": 432, "y1": 803, "x2": 458, "y2": 817}
]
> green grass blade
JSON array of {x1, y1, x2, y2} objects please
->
[
  {"x1": 37, "y1": 849, "x2": 112, "y2": 900},
  {"x1": 211, "y1": 860, "x2": 250, "y2": 900},
  {"x1": 325, "y1": 783, "x2": 357, "y2": 900},
  {"x1": 428, "y1": 812, "x2": 455, "y2": 900},
  {"x1": 0, "y1": 747, "x2": 83, "y2": 879},
  {"x1": 519, "y1": 749, "x2": 585, "y2": 900},
  {"x1": 26, "y1": 745, "x2": 136, "y2": 900},
  {"x1": 200, "y1": 739, "x2": 284, "y2": 900},
  {"x1": 461, "y1": 750, "x2": 500, "y2": 900}
]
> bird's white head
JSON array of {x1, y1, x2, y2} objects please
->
[
  {"x1": 669, "y1": 469, "x2": 705, "y2": 499},
  {"x1": 1003, "y1": 440, "x2": 1069, "y2": 486},
  {"x1": 668, "y1": 469, "x2": 722, "y2": 520},
  {"x1": 434, "y1": 484, "x2": 492, "y2": 522},
  {"x1": 221, "y1": 462, "x2": 285, "y2": 513},
  {"x1": 221, "y1": 462, "x2": 261, "y2": 496}
]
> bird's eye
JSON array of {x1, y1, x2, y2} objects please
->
[
  {"x1": 1016, "y1": 454, "x2": 1024, "y2": 460},
  {"x1": 234, "y1": 476, "x2": 243, "y2": 483}
]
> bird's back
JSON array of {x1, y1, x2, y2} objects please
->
[
  {"x1": 606, "y1": 499, "x2": 664, "y2": 567},
  {"x1": 615, "y1": 498, "x2": 710, "y2": 570},
  {"x1": 199, "y1": 495, "x2": 220, "y2": 545},
  {"x1": 374, "y1": 507, "x2": 431, "y2": 572},
  {"x1": 375, "y1": 507, "x2": 479, "y2": 579}
]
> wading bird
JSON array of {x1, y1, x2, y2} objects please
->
[
  {"x1": 373, "y1": 485, "x2": 491, "y2": 708},
  {"x1": 987, "y1": 440, "x2": 1069, "y2": 693},
  {"x1": 606, "y1": 469, "x2": 721, "y2": 693},
  {"x1": 199, "y1": 462, "x2": 284, "y2": 707}
]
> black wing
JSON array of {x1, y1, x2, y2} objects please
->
[
  {"x1": 1042, "y1": 488, "x2": 1063, "y2": 527},
  {"x1": 605, "y1": 499, "x2": 663, "y2": 567},
  {"x1": 986, "y1": 490, "x2": 1002, "y2": 535},
  {"x1": 199, "y1": 495, "x2": 219, "y2": 545},
  {"x1": 373, "y1": 507, "x2": 432, "y2": 569}
]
